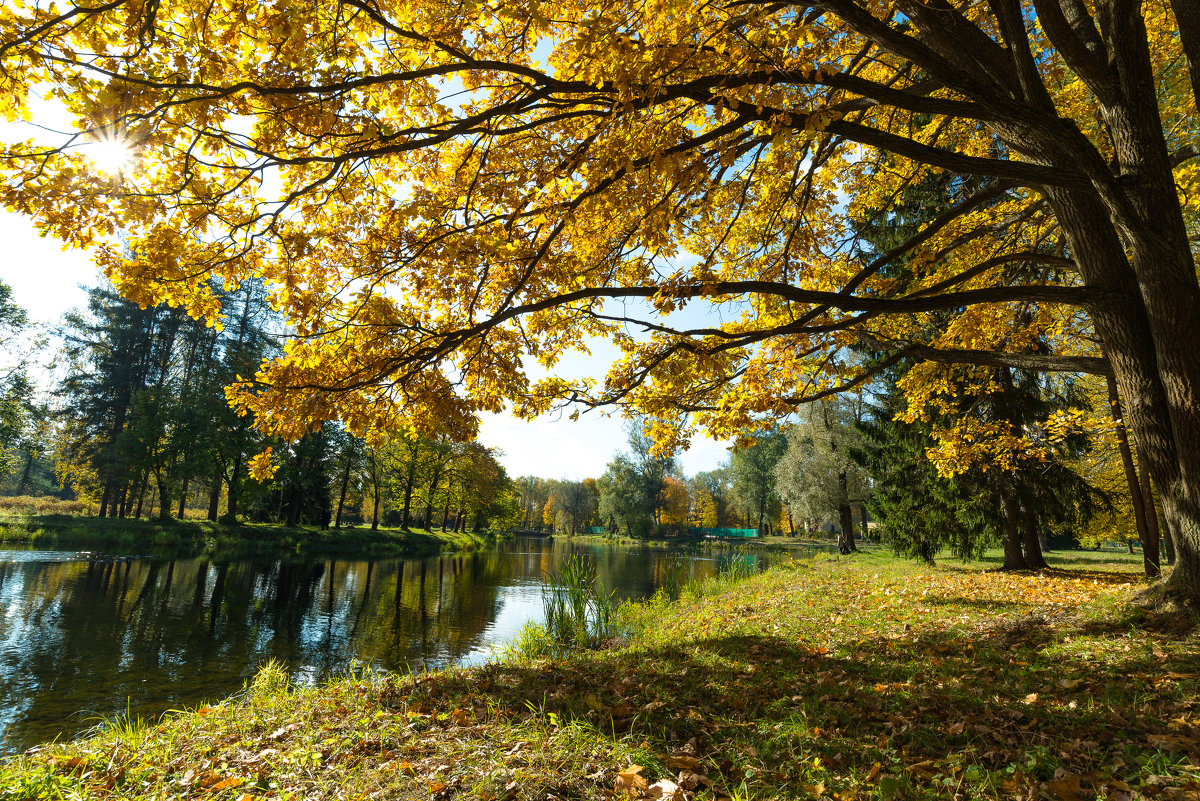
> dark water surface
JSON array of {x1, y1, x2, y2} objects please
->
[{"x1": 0, "y1": 538, "x2": 771, "y2": 754}]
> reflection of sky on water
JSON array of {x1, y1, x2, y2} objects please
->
[
  {"x1": 0, "y1": 540, "x2": 776, "y2": 754},
  {"x1": 461, "y1": 585, "x2": 547, "y2": 665}
]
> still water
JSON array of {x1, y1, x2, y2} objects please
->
[{"x1": 0, "y1": 538, "x2": 770, "y2": 754}]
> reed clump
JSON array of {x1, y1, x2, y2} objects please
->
[{"x1": 542, "y1": 554, "x2": 616, "y2": 650}]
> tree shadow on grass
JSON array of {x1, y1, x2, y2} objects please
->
[
  {"x1": 921, "y1": 595, "x2": 1036, "y2": 613},
  {"x1": 936, "y1": 562, "x2": 1146, "y2": 587},
  {"x1": 390, "y1": 601, "x2": 1200, "y2": 800},
  {"x1": 1041, "y1": 552, "x2": 1143, "y2": 567}
]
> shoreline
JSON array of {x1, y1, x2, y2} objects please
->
[
  {"x1": 3, "y1": 548, "x2": 1190, "y2": 800},
  {"x1": 0, "y1": 514, "x2": 498, "y2": 559},
  {"x1": 561, "y1": 530, "x2": 843, "y2": 554}
]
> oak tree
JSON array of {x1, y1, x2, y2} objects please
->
[{"x1": 2, "y1": 0, "x2": 1199, "y2": 594}]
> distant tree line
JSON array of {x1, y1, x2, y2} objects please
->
[
  {"x1": 0, "y1": 281, "x2": 516, "y2": 531},
  {"x1": 0, "y1": 275, "x2": 1171, "y2": 571}
]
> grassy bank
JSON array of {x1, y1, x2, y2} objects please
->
[
  {"x1": 3, "y1": 549, "x2": 1198, "y2": 800},
  {"x1": 0, "y1": 514, "x2": 493, "y2": 558},
  {"x1": 564, "y1": 531, "x2": 834, "y2": 555}
]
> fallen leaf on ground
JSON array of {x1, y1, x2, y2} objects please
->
[
  {"x1": 1048, "y1": 772, "x2": 1082, "y2": 801},
  {"x1": 648, "y1": 779, "x2": 684, "y2": 800},
  {"x1": 678, "y1": 770, "x2": 710, "y2": 790},
  {"x1": 616, "y1": 765, "x2": 649, "y2": 796}
]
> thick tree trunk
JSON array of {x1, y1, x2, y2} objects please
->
[
  {"x1": 177, "y1": 476, "x2": 189, "y2": 519},
  {"x1": 937, "y1": 5, "x2": 1200, "y2": 597},
  {"x1": 837, "y1": 503, "x2": 854, "y2": 554},
  {"x1": 1045, "y1": 186, "x2": 1200, "y2": 597},
  {"x1": 1095, "y1": 27, "x2": 1200, "y2": 598},
  {"x1": 1137, "y1": 448, "x2": 1162, "y2": 578},
  {"x1": 1021, "y1": 507, "x2": 1048, "y2": 570},
  {"x1": 207, "y1": 478, "x2": 221, "y2": 521},
  {"x1": 1001, "y1": 494, "x2": 1028, "y2": 571},
  {"x1": 371, "y1": 488, "x2": 381, "y2": 531}
]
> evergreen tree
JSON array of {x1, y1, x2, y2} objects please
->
[
  {"x1": 55, "y1": 280, "x2": 277, "y2": 520},
  {"x1": 855, "y1": 389, "x2": 1000, "y2": 564}
]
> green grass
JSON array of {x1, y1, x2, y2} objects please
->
[
  {"x1": 0, "y1": 513, "x2": 494, "y2": 558},
  {"x1": 3, "y1": 547, "x2": 1197, "y2": 800}
]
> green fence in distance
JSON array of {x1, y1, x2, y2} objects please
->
[
  {"x1": 583, "y1": 526, "x2": 758, "y2": 538},
  {"x1": 694, "y1": 527, "x2": 758, "y2": 538}
]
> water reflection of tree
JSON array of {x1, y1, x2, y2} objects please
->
[{"x1": 0, "y1": 541, "x2": 741, "y2": 753}]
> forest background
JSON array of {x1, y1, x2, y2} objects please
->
[{"x1": 0, "y1": 269, "x2": 1167, "y2": 574}]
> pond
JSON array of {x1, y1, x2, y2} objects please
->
[{"x1": 0, "y1": 537, "x2": 778, "y2": 754}]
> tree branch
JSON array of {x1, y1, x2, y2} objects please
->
[{"x1": 896, "y1": 343, "x2": 1112, "y2": 375}]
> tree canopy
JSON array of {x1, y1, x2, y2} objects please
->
[{"x1": 2, "y1": 0, "x2": 1199, "y2": 593}]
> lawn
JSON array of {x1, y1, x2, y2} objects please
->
[{"x1": 3, "y1": 548, "x2": 1196, "y2": 800}]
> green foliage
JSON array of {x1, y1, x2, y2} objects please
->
[
  {"x1": 0, "y1": 280, "x2": 33, "y2": 478},
  {"x1": 775, "y1": 396, "x2": 871, "y2": 545},
  {"x1": 249, "y1": 659, "x2": 292, "y2": 696},
  {"x1": 729, "y1": 428, "x2": 787, "y2": 531},
  {"x1": 542, "y1": 554, "x2": 616, "y2": 651},
  {"x1": 855, "y1": 401, "x2": 999, "y2": 564},
  {"x1": 597, "y1": 456, "x2": 651, "y2": 536},
  {"x1": 500, "y1": 621, "x2": 559, "y2": 661},
  {"x1": 596, "y1": 419, "x2": 679, "y2": 537},
  {"x1": 55, "y1": 281, "x2": 277, "y2": 519}
]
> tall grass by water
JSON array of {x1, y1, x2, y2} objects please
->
[
  {"x1": 507, "y1": 550, "x2": 769, "y2": 661},
  {"x1": 542, "y1": 554, "x2": 617, "y2": 649}
]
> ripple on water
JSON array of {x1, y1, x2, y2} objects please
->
[{"x1": 0, "y1": 549, "x2": 110, "y2": 564}]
